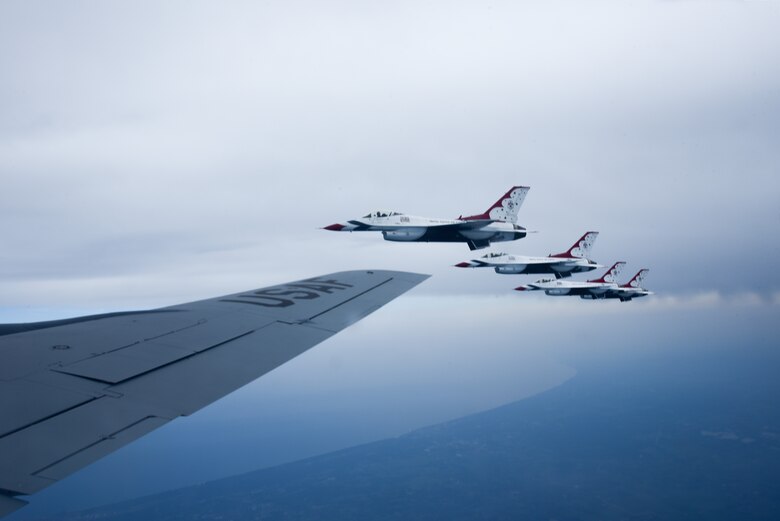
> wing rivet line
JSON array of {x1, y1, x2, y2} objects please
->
[{"x1": 51, "y1": 345, "x2": 70, "y2": 350}]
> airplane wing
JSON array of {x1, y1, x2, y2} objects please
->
[
  {"x1": 442, "y1": 220, "x2": 495, "y2": 230},
  {"x1": 511, "y1": 258, "x2": 574, "y2": 265},
  {"x1": 0, "y1": 270, "x2": 428, "y2": 517},
  {"x1": 357, "y1": 221, "x2": 494, "y2": 232},
  {"x1": 421, "y1": 221, "x2": 495, "y2": 251}
]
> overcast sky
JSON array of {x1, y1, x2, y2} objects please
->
[
  {"x1": 1, "y1": 0, "x2": 779, "y2": 316},
  {"x1": 2, "y1": 2, "x2": 780, "y2": 515}
]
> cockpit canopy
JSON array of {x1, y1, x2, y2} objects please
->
[{"x1": 362, "y1": 211, "x2": 402, "y2": 218}]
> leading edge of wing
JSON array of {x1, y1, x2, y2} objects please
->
[{"x1": 0, "y1": 270, "x2": 428, "y2": 516}]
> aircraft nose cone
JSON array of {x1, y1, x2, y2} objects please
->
[
  {"x1": 514, "y1": 286, "x2": 527, "y2": 291},
  {"x1": 323, "y1": 223, "x2": 345, "y2": 231},
  {"x1": 454, "y1": 262, "x2": 472, "y2": 268}
]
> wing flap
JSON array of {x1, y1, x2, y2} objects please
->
[
  {"x1": 52, "y1": 343, "x2": 197, "y2": 384},
  {"x1": 51, "y1": 315, "x2": 275, "y2": 384},
  {"x1": 0, "y1": 312, "x2": 197, "y2": 381},
  {"x1": 147, "y1": 312, "x2": 268, "y2": 352}
]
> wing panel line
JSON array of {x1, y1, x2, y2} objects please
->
[
  {"x1": 54, "y1": 330, "x2": 257, "y2": 385},
  {"x1": 0, "y1": 397, "x2": 98, "y2": 441},
  {"x1": 301, "y1": 276, "x2": 394, "y2": 322},
  {"x1": 31, "y1": 416, "x2": 158, "y2": 477}
]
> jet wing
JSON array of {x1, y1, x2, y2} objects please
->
[
  {"x1": 0, "y1": 270, "x2": 428, "y2": 517},
  {"x1": 472, "y1": 258, "x2": 579, "y2": 269},
  {"x1": 418, "y1": 221, "x2": 495, "y2": 250},
  {"x1": 360, "y1": 220, "x2": 494, "y2": 232},
  {"x1": 512, "y1": 258, "x2": 575, "y2": 265},
  {"x1": 443, "y1": 219, "x2": 495, "y2": 230}
]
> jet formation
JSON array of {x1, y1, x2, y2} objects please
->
[
  {"x1": 0, "y1": 185, "x2": 650, "y2": 517},
  {"x1": 325, "y1": 186, "x2": 652, "y2": 301}
]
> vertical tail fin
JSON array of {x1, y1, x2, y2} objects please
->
[
  {"x1": 622, "y1": 269, "x2": 649, "y2": 288},
  {"x1": 461, "y1": 186, "x2": 530, "y2": 223},
  {"x1": 589, "y1": 261, "x2": 626, "y2": 283},
  {"x1": 550, "y1": 231, "x2": 599, "y2": 258}
]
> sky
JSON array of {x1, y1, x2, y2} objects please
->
[
  {"x1": 1, "y1": 0, "x2": 779, "y2": 312},
  {"x1": 1, "y1": 0, "x2": 780, "y2": 516}
]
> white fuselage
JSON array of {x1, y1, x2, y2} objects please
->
[
  {"x1": 460, "y1": 252, "x2": 599, "y2": 276},
  {"x1": 523, "y1": 278, "x2": 618, "y2": 297},
  {"x1": 324, "y1": 186, "x2": 530, "y2": 251},
  {"x1": 599, "y1": 287, "x2": 653, "y2": 301},
  {"x1": 334, "y1": 213, "x2": 526, "y2": 246}
]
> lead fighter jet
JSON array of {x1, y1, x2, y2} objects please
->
[
  {"x1": 0, "y1": 270, "x2": 427, "y2": 518},
  {"x1": 323, "y1": 186, "x2": 530, "y2": 250},
  {"x1": 454, "y1": 231, "x2": 601, "y2": 278},
  {"x1": 515, "y1": 261, "x2": 626, "y2": 298}
]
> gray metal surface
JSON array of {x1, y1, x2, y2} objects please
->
[{"x1": 0, "y1": 270, "x2": 427, "y2": 516}]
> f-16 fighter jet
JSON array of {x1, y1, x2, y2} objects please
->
[
  {"x1": 515, "y1": 261, "x2": 626, "y2": 298},
  {"x1": 323, "y1": 186, "x2": 529, "y2": 250},
  {"x1": 598, "y1": 269, "x2": 653, "y2": 302},
  {"x1": 454, "y1": 231, "x2": 601, "y2": 278}
]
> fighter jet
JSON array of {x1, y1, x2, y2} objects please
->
[
  {"x1": 323, "y1": 186, "x2": 530, "y2": 250},
  {"x1": 515, "y1": 261, "x2": 626, "y2": 298},
  {"x1": 599, "y1": 269, "x2": 653, "y2": 302},
  {"x1": 454, "y1": 231, "x2": 601, "y2": 278}
]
